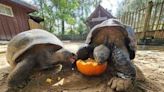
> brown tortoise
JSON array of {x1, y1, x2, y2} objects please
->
[
  {"x1": 6, "y1": 29, "x2": 76, "y2": 91},
  {"x1": 77, "y1": 19, "x2": 137, "y2": 91}
]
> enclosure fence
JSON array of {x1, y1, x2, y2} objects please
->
[{"x1": 118, "y1": 0, "x2": 164, "y2": 43}]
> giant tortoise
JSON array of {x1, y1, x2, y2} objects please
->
[
  {"x1": 77, "y1": 19, "x2": 137, "y2": 91},
  {"x1": 6, "y1": 29, "x2": 76, "y2": 90}
]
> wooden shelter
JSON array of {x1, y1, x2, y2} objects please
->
[
  {"x1": 0, "y1": 0, "x2": 37, "y2": 40},
  {"x1": 86, "y1": 5, "x2": 114, "y2": 29}
]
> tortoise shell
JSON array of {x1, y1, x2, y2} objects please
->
[
  {"x1": 6, "y1": 29, "x2": 63, "y2": 67},
  {"x1": 85, "y1": 19, "x2": 137, "y2": 56}
]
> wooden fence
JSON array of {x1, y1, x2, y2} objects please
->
[{"x1": 118, "y1": 0, "x2": 164, "y2": 44}]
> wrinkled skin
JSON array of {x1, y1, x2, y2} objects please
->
[
  {"x1": 111, "y1": 44, "x2": 136, "y2": 78},
  {"x1": 7, "y1": 44, "x2": 76, "y2": 91},
  {"x1": 109, "y1": 44, "x2": 136, "y2": 91}
]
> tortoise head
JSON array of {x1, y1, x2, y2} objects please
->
[
  {"x1": 93, "y1": 37, "x2": 111, "y2": 64},
  {"x1": 53, "y1": 49, "x2": 77, "y2": 63},
  {"x1": 93, "y1": 44, "x2": 110, "y2": 64}
]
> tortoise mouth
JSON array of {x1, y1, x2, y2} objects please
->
[{"x1": 69, "y1": 55, "x2": 77, "y2": 63}]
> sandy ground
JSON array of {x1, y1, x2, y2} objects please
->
[{"x1": 0, "y1": 41, "x2": 164, "y2": 92}]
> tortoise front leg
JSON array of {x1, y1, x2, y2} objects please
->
[
  {"x1": 108, "y1": 45, "x2": 136, "y2": 91},
  {"x1": 7, "y1": 56, "x2": 36, "y2": 90}
]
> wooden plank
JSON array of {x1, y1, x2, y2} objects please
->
[
  {"x1": 142, "y1": 1, "x2": 153, "y2": 38},
  {"x1": 6, "y1": 17, "x2": 17, "y2": 38},
  {"x1": 19, "y1": 8, "x2": 26, "y2": 32},
  {"x1": 131, "y1": 12, "x2": 135, "y2": 28},
  {"x1": 128, "y1": 12, "x2": 132, "y2": 25},
  {"x1": 154, "y1": 30, "x2": 158, "y2": 38},
  {"x1": 126, "y1": 12, "x2": 128, "y2": 24},
  {"x1": 155, "y1": 1, "x2": 164, "y2": 29},
  {"x1": 0, "y1": 15, "x2": 7, "y2": 40},
  {"x1": 136, "y1": 9, "x2": 141, "y2": 32},
  {"x1": 139, "y1": 9, "x2": 143, "y2": 32},
  {"x1": 130, "y1": 12, "x2": 133, "y2": 25},
  {"x1": 0, "y1": 15, "x2": 12, "y2": 40},
  {"x1": 124, "y1": 12, "x2": 127, "y2": 24},
  {"x1": 162, "y1": 31, "x2": 164, "y2": 39},
  {"x1": 133, "y1": 10, "x2": 138, "y2": 30},
  {"x1": 14, "y1": 5, "x2": 24, "y2": 33},
  {"x1": 141, "y1": 7, "x2": 146, "y2": 32},
  {"x1": 6, "y1": 17, "x2": 14, "y2": 39},
  {"x1": 151, "y1": 2, "x2": 158, "y2": 30},
  {"x1": 12, "y1": 6, "x2": 20, "y2": 35},
  {"x1": 121, "y1": 14, "x2": 124, "y2": 23},
  {"x1": 127, "y1": 12, "x2": 131, "y2": 25},
  {"x1": 138, "y1": 10, "x2": 142, "y2": 32},
  {"x1": 20, "y1": 10, "x2": 29, "y2": 31}
]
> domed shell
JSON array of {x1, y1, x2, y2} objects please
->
[
  {"x1": 6, "y1": 29, "x2": 63, "y2": 67},
  {"x1": 85, "y1": 19, "x2": 136, "y2": 51}
]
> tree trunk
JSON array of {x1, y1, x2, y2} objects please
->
[
  {"x1": 61, "y1": 20, "x2": 65, "y2": 35},
  {"x1": 40, "y1": 0, "x2": 45, "y2": 29}
]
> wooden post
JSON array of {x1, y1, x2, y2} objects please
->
[
  {"x1": 133, "y1": 10, "x2": 138, "y2": 31},
  {"x1": 129, "y1": 12, "x2": 132, "y2": 25},
  {"x1": 127, "y1": 12, "x2": 130, "y2": 25},
  {"x1": 123, "y1": 14, "x2": 125, "y2": 23},
  {"x1": 151, "y1": 3, "x2": 158, "y2": 30},
  {"x1": 121, "y1": 14, "x2": 124, "y2": 23},
  {"x1": 124, "y1": 12, "x2": 127, "y2": 24},
  {"x1": 136, "y1": 9, "x2": 141, "y2": 32},
  {"x1": 131, "y1": 12, "x2": 134, "y2": 27},
  {"x1": 142, "y1": 1, "x2": 153, "y2": 39},
  {"x1": 125, "y1": 12, "x2": 128, "y2": 24},
  {"x1": 128, "y1": 12, "x2": 132, "y2": 25},
  {"x1": 141, "y1": 8, "x2": 145, "y2": 31},
  {"x1": 155, "y1": 1, "x2": 164, "y2": 30}
]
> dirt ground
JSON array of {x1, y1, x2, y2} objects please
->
[{"x1": 0, "y1": 41, "x2": 164, "y2": 92}]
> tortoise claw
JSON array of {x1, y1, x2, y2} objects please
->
[{"x1": 108, "y1": 77, "x2": 134, "y2": 91}]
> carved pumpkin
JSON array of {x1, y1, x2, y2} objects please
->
[{"x1": 76, "y1": 58, "x2": 107, "y2": 76}]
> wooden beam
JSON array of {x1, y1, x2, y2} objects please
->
[
  {"x1": 142, "y1": 1, "x2": 153, "y2": 39},
  {"x1": 151, "y1": 3, "x2": 158, "y2": 30},
  {"x1": 155, "y1": 0, "x2": 164, "y2": 30}
]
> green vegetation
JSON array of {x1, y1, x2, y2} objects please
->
[{"x1": 31, "y1": 0, "x2": 101, "y2": 36}]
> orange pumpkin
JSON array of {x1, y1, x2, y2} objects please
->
[{"x1": 76, "y1": 58, "x2": 107, "y2": 76}]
